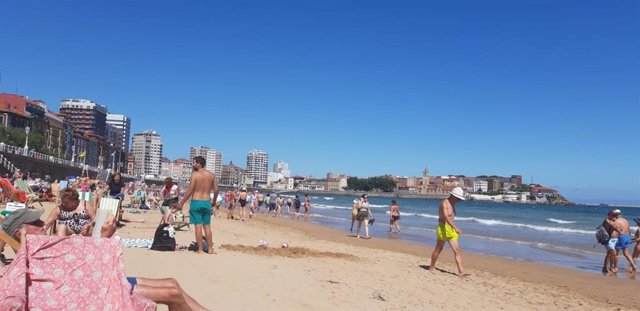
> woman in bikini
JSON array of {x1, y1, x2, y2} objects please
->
[
  {"x1": 389, "y1": 200, "x2": 400, "y2": 234},
  {"x1": 45, "y1": 188, "x2": 96, "y2": 236}
]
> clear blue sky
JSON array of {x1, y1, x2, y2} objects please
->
[{"x1": 1, "y1": 1, "x2": 638, "y2": 205}]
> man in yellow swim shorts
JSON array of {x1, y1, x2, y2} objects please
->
[{"x1": 429, "y1": 187, "x2": 469, "y2": 277}]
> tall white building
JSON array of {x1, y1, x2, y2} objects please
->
[
  {"x1": 246, "y1": 149, "x2": 269, "y2": 186},
  {"x1": 189, "y1": 146, "x2": 223, "y2": 179},
  {"x1": 106, "y1": 114, "x2": 132, "y2": 151},
  {"x1": 273, "y1": 160, "x2": 291, "y2": 177},
  {"x1": 131, "y1": 130, "x2": 163, "y2": 176}
]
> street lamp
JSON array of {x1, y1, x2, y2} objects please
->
[{"x1": 23, "y1": 126, "x2": 30, "y2": 156}]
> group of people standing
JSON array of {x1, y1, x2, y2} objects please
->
[
  {"x1": 222, "y1": 188, "x2": 312, "y2": 220},
  {"x1": 600, "y1": 209, "x2": 639, "y2": 275},
  {"x1": 349, "y1": 194, "x2": 402, "y2": 239}
]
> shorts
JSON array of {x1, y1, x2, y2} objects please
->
[
  {"x1": 436, "y1": 224, "x2": 459, "y2": 241},
  {"x1": 605, "y1": 238, "x2": 618, "y2": 251},
  {"x1": 258, "y1": 201, "x2": 264, "y2": 207},
  {"x1": 616, "y1": 235, "x2": 632, "y2": 250},
  {"x1": 391, "y1": 215, "x2": 400, "y2": 221},
  {"x1": 356, "y1": 210, "x2": 369, "y2": 221},
  {"x1": 239, "y1": 199, "x2": 247, "y2": 207},
  {"x1": 162, "y1": 198, "x2": 178, "y2": 207},
  {"x1": 190, "y1": 200, "x2": 212, "y2": 225},
  {"x1": 269, "y1": 202, "x2": 276, "y2": 211}
]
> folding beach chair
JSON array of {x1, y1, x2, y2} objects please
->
[
  {"x1": 0, "y1": 235, "x2": 156, "y2": 310},
  {"x1": 0, "y1": 178, "x2": 27, "y2": 204},
  {"x1": 99, "y1": 196, "x2": 121, "y2": 220},
  {"x1": 15, "y1": 179, "x2": 42, "y2": 207}
]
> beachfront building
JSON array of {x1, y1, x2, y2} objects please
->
[
  {"x1": 160, "y1": 157, "x2": 172, "y2": 178},
  {"x1": 59, "y1": 99, "x2": 108, "y2": 138},
  {"x1": 131, "y1": 130, "x2": 163, "y2": 177},
  {"x1": 170, "y1": 158, "x2": 191, "y2": 185},
  {"x1": 221, "y1": 161, "x2": 247, "y2": 187},
  {"x1": 473, "y1": 180, "x2": 489, "y2": 193},
  {"x1": 273, "y1": 160, "x2": 291, "y2": 177},
  {"x1": 106, "y1": 114, "x2": 131, "y2": 151},
  {"x1": 246, "y1": 149, "x2": 268, "y2": 187},
  {"x1": 190, "y1": 146, "x2": 223, "y2": 180}
]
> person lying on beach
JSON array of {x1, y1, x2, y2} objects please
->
[
  {"x1": 44, "y1": 187, "x2": 96, "y2": 236},
  {"x1": 177, "y1": 156, "x2": 219, "y2": 255},
  {"x1": 1, "y1": 209, "x2": 208, "y2": 311}
]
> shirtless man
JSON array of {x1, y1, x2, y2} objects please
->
[
  {"x1": 177, "y1": 156, "x2": 219, "y2": 255},
  {"x1": 604, "y1": 209, "x2": 637, "y2": 274},
  {"x1": 632, "y1": 218, "x2": 640, "y2": 267},
  {"x1": 429, "y1": 187, "x2": 468, "y2": 277},
  {"x1": 238, "y1": 187, "x2": 248, "y2": 221}
]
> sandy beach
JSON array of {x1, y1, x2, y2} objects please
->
[{"x1": 9, "y1": 201, "x2": 639, "y2": 311}]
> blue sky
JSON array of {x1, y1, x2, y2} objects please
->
[{"x1": 0, "y1": 1, "x2": 638, "y2": 204}]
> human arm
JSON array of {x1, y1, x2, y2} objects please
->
[
  {"x1": 212, "y1": 176, "x2": 219, "y2": 206},
  {"x1": 43, "y1": 207, "x2": 60, "y2": 232},
  {"x1": 176, "y1": 174, "x2": 196, "y2": 210},
  {"x1": 443, "y1": 202, "x2": 461, "y2": 234}
]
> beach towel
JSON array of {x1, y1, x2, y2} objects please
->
[{"x1": 0, "y1": 235, "x2": 156, "y2": 310}]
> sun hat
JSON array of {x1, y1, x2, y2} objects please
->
[
  {"x1": 449, "y1": 187, "x2": 466, "y2": 201},
  {"x1": 608, "y1": 209, "x2": 622, "y2": 217}
]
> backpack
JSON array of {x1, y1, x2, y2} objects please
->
[
  {"x1": 595, "y1": 226, "x2": 609, "y2": 245},
  {"x1": 150, "y1": 223, "x2": 176, "y2": 251}
]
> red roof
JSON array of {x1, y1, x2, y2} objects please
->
[{"x1": 0, "y1": 93, "x2": 31, "y2": 118}]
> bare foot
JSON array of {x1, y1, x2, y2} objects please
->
[
  {"x1": 356, "y1": 235, "x2": 360, "y2": 239},
  {"x1": 459, "y1": 273, "x2": 471, "y2": 278},
  {"x1": 197, "y1": 251, "x2": 203, "y2": 255},
  {"x1": 208, "y1": 248, "x2": 217, "y2": 255},
  {"x1": 428, "y1": 267, "x2": 436, "y2": 274}
]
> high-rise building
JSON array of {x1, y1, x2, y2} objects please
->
[
  {"x1": 246, "y1": 149, "x2": 269, "y2": 186},
  {"x1": 106, "y1": 114, "x2": 131, "y2": 151},
  {"x1": 273, "y1": 160, "x2": 291, "y2": 177},
  {"x1": 189, "y1": 146, "x2": 223, "y2": 179},
  {"x1": 131, "y1": 130, "x2": 163, "y2": 176},
  {"x1": 59, "y1": 99, "x2": 108, "y2": 138}
]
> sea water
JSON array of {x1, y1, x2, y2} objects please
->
[{"x1": 294, "y1": 195, "x2": 639, "y2": 274}]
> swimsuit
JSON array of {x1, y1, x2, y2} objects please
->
[
  {"x1": 58, "y1": 206, "x2": 91, "y2": 234},
  {"x1": 616, "y1": 234, "x2": 632, "y2": 250},
  {"x1": 189, "y1": 200, "x2": 212, "y2": 225},
  {"x1": 605, "y1": 237, "x2": 619, "y2": 251},
  {"x1": 239, "y1": 198, "x2": 247, "y2": 207},
  {"x1": 436, "y1": 224, "x2": 459, "y2": 241},
  {"x1": 391, "y1": 215, "x2": 400, "y2": 221}
]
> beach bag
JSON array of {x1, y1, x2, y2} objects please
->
[
  {"x1": 150, "y1": 223, "x2": 176, "y2": 251},
  {"x1": 595, "y1": 226, "x2": 609, "y2": 245}
]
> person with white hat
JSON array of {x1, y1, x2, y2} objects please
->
[
  {"x1": 602, "y1": 209, "x2": 637, "y2": 274},
  {"x1": 429, "y1": 187, "x2": 468, "y2": 277}
]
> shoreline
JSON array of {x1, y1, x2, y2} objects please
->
[{"x1": 17, "y1": 201, "x2": 639, "y2": 310}]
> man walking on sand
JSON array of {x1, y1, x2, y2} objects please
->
[
  {"x1": 177, "y1": 156, "x2": 219, "y2": 254},
  {"x1": 429, "y1": 187, "x2": 469, "y2": 277}
]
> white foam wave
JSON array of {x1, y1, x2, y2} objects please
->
[
  {"x1": 465, "y1": 218, "x2": 592, "y2": 235},
  {"x1": 323, "y1": 197, "x2": 334, "y2": 200},
  {"x1": 368, "y1": 204, "x2": 387, "y2": 208},
  {"x1": 547, "y1": 218, "x2": 577, "y2": 224},
  {"x1": 312, "y1": 204, "x2": 351, "y2": 210}
]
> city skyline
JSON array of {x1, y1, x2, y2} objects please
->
[{"x1": 0, "y1": 1, "x2": 637, "y2": 205}]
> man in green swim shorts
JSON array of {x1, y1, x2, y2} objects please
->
[
  {"x1": 429, "y1": 187, "x2": 468, "y2": 277},
  {"x1": 177, "y1": 156, "x2": 219, "y2": 254}
]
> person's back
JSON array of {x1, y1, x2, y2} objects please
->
[
  {"x1": 190, "y1": 169, "x2": 215, "y2": 201},
  {"x1": 614, "y1": 217, "x2": 631, "y2": 235}
]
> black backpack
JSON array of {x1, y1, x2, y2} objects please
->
[
  {"x1": 150, "y1": 224, "x2": 176, "y2": 251},
  {"x1": 595, "y1": 226, "x2": 610, "y2": 245}
]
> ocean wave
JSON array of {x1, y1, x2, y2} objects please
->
[
  {"x1": 368, "y1": 204, "x2": 388, "y2": 208},
  {"x1": 547, "y1": 218, "x2": 577, "y2": 224},
  {"x1": 323, "y1": 197, "x2": 334, "y2": 200},
  {"x1": 465, "y1": 218, "x2": 592, "y2": 235},
  {"x1": 309, "y1": 213, "x2": 348, "y2": 222},
  {"x1": 312, "y1": 204, "x2": 351, "y2": 210}
]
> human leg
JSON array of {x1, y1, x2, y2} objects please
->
[
  {"x1": 194, "y1": 224, "x2": 204, "y2": 254},
  {"x1": 364, "y1": 219, "x2": 369, "y2": 238},
  {"x1": 204, "y1": 224, "x2": 214, "y2": 254},
  {"x1": 429, "y1": 239, "x2": 446, "y2": 273},
  {"x1": 622, "y1": 248, "x2": 637, "y2": 272},
  {"x1": 134, "y1": 277, "x2": 208, "y2": 311},
  {"x1": 448, "y1": 239, "x2": 467, "y2": 276},
  {"x1": 356, "y1": 220, "x2": 362, "y2": 238}
]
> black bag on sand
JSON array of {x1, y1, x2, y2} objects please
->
[{"x1": 150, "y1": 223, "x2": 176, "y2": 251}]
